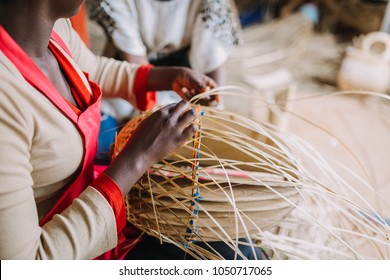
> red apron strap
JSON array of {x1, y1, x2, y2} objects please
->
[
  {"x1": 1, "y1": 25, "x2": 142, "y2": 259},
  {"x1": 50, "y1": 30, "x2": 72, "y2": 57},
  {"x1": 0, "y1": 25, "x2": 79, "y2": 122}
]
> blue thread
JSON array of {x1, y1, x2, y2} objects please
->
[{"x1": 184, "y1": 108, "x2": 204, "y2": 242}]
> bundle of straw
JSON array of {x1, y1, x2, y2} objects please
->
[
  {"x1": 223, "y1": 13, "x2": 344, "y2": 120},
  {"x1": 226, "y1": 13, "x2": 313, "y2": 74},
  {"x1": 262, "y1": 90, "x2": 390, "y2": 260},
  {"x1": 112, "y1": 88, "x2": 390, "y2": 259}
]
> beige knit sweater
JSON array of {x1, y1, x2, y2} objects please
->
[{"x1": 0, "y1": 19, "x2": 141, "y2": 259}]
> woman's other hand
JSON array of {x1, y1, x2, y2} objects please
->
[
  {"x1": 147, "y1": 66, "x2": 219, "y2": 106},
  {"x1": 104, "y1": 100, "x2": 198, "y2": 195}
]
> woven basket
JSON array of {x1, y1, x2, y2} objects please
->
[{"x1": 113, "y1": 106, "x2": 300, "y2": 243}]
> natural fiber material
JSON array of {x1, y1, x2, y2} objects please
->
[
  {"x1": 113, "y1": 102, "x2": 302, "y2": 259},
  {"x1": 109, "y1": 87, "x2": 390, "y2": 259},
  {"x1": 267, "y1": 91, "x2": 390, "y2": 260},
  {"x1": 223, "y1": 13, "x2": 345, "y2": 120}
]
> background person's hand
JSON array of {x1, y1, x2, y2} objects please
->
[
  {"x1": 104, "y1": 100, "x2": 198, "y2": 195},
  {"x1": 147, "y1": 66, "x2": 220, "y2": 106}
]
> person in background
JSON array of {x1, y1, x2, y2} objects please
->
[
  {"x1": 0, "y1": 0, "x2": 217, "y2": 259},
  {"x1": 90, "y1": 0, "x2": 241, "y2": 165},
  {"x1": 87, "y1": 0, "x2": 263, "y2": 260},
  {"x1": 90, "y1": 0, "x2": 241, "y2": 87}
]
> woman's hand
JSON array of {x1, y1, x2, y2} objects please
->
[
  {"x1": 104, "y1": 100, "x2": 198, "y2": 195},
  {"x1": 147, "y1": 66, "x2": 219, "y2": 106}
]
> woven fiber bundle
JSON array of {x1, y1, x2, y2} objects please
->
[{"x1": 113, "y1": 104, "x2": 301, "y2": 258}]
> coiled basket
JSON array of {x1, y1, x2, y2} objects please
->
[{"x1": 113, "y1": 105, "x2": 300, "y2": 248}]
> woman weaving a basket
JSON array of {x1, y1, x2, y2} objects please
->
[{"x1": 0, "y1": 0, "x2": 262, "y2": 259}]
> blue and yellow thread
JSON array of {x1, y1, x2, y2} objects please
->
[{"x1": 186, "y1": 106, "x2": 204, "y2": 242}]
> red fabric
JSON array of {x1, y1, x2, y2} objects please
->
[
  {"x1": 94, "y1": 164, "x2": 108, "y2": 178},
  {"x1": 0, "y1": 26, "x2": 143, "y2": 259},
  {"x1": 133, "y1": 64, "x2": 156, "y2": 111},
  {"x1": 0, "y1": 27, "x2": 78, "y2": 122},
  {"x1": 50, "y1": 31, "x2": 72, "y2": 56},
  {"x1": 91, "y1": 173, "x2": 126, "y2": 233},
  {"x1": 48, "y1": 42, "x2": 93, "y2": 114}
]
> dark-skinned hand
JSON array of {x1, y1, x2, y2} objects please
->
[
  {"x1": 104, "y1": 100, "x2": 198, "y2": 195},
  {"x1": 147, "y1": 66, "x2": 220, "y2": 106}
]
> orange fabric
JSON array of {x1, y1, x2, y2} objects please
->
[
  {"x1": 133, "y1": 64, "x2": 156, "y2": 111},
  {"x1": 70, "y1": 4, "x2": 90, "y2": 47},
  {"x1": 91, "y1": 173, "x2": 127, "y2": 233}
]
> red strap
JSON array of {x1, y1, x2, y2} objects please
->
[
  {"x1": 0, "y1": 26, "x2": 79, "y2": 122},
  {"x1": 51, "y1": 31, "x2": 72, "y2": 56},
  {"x1": 48, "y1": 41, "x2": 93, "y2": 114},
  {"x1": 1, "y1": 25, "x2": 141, "y2": 259}
]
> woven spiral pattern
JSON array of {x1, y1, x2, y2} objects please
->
[{"x1": 113, "y1": 106, "x2": 301, "y2": 254}]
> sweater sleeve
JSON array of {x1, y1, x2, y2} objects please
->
[
  {"x1": 53, "y1": 18, "x2": 156, "y2": 111},
  {"x1": 100, "y1": 0, "x2": 147, "y2": 56},
  {"x1": 0, "y1": 78, "x2": 118, "y2": 259},
  {"x1": 189, "y1": 15, "x2": 229, "y2": 74},
  {"x1": 91, "y1": 173, "x2": 127, "y2": 233}
]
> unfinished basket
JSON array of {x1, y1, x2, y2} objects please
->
[{"x1": 113, "y1": 105, "x2": 300, "y2": 246}]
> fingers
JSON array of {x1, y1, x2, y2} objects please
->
[
  {"x1": 175, "y1": 72, "x2": 216, "y2": 98},
  {"x1": 193, "y1": 76, "x2": 216, "y2": 94},
  {"x1": 181, "y1": 87, "x2": 191, "y2": 100},
  {"x1": 181, "y1": 123, "x2": 198, "y2": 140},
  {"x1": 165, "y1": 101, "x2": 198, "y2": 139},
  {"x1": 195, "y1": 93, "x2": 220, "y2": 107},
  {"x1": 204, "y1": 77, "x2": 217, "y2": 91},
  {"x1": 178, "y1": 105, "x2": 197, "y2": 128},
  {"x1": 185, "y1": 75, "x2": 219, "y2": 106},
  {"x1": 154, "y1": 101, "x2": 196, "y2": 126},
  {"x1": 170, "y1": 68, "x2": 219, "y2": 106},
  {"x1": 169, "y1": 100, "x2": 191, "y2": 120},
  {"x1": 172, "y1": 84, "x2": 191, "y2": 100},
  {"x1": 208, "y1": 94, "x2": 220, "y2": 107},
  {"x1": 162, "y1": 103, "x2": 177, "y2": 112}
]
